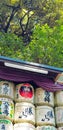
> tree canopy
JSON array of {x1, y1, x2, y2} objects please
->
[
  {"x1": 24, "y1": 23, "x2": 63, "y2": 67},
  {"x1": 0, "y1": 0, "x2": 63, "y2": 68}
]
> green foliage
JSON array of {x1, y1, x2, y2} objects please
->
[
  {"x1": 0, "y1": 32, "x2": 24, "y2": 59},
  {"x1": 0, "y1": 0, "x2": 63, "y2": 68},
  {"x1": 24, "y1": 23, "x2": 63, "y2": 68},
  {"x1": 0, "y1": 23, "x2": 63, "y2": 68}
]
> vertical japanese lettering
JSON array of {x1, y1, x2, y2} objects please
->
[
  {"x1": 44, "y1": 91, "x2": 50, "y2": 103},
  {"x1": 41, "y1": 110, "x2": 53, "y2": 121},
  {"x1": 1, "y1": 124, "x2": 5, "y2": 130},
  {"x1": 3, "y1": 102, "x2": 9, "y2": 116},
  {"x1": 3, "y1": 83, "x2": 9, "y2": 95},
  {"x1": 47, "y1": 110, "x2": 53, "y2": 118},
  {"x1": 19, "y1": 107, "x2": 33, "y2": 118}
]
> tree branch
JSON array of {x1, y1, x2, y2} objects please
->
[
  {"x1": 3, "y1": 4, "x2": 21, "y2": 33},
  {"x1": 3, "y1": 3, "x2": 21, "y2": 10}
]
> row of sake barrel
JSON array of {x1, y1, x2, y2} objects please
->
[
  {"x1": 1, "y1": 96, "x2": 63, "y2": 127},
  {"x1": 1, "y1": 80, "x2": 63, "y2": 106},
  {"x1": 14, "y1": 103, "x2": 55, "y2": 125},
  {"x1": 0, "y1": 80, "x2": 55, "y2": 106},
  {"x1": 1, "y1": 120, "x2": 63, "y2": 130},
  {"x1": 0, "y1": 81, "x2": 34, "y2": 103},
  {"x1": 0, "y1": 81, "x2": 63, "y2": 122},
  {"x1": 0, "y1": 99, "x2": 55, "y2": 125},
  {"x1": 0, "y1": 119, "x2": 56, "y2": 130}
]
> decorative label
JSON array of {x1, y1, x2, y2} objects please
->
[
  {"x1": 15, "y1": 103, "x2": 35, "y2": 123},
  {"x1": 3, "y1": 83, "x2": 9, "y2": 95},
  {"x1": 0, "y1": 98, "x2": 14, "y2": 119},
  {"x1": 35, "y1": 88, "x2": 54, "y2": 107},
  {"x1": 15, "y1": 83, "x2": 34, "y2": 103},
  {"x1": 44, "y1": 91, "x2": 50, "y2": 103},
  {"x1": 36, "y1": 106, "x2": 55, "y2": 125},
  {"x1": 19, "y1": 83, "x2": 33, "y2": 98},
  {"x1": 0, "y1": 81, "x2": 14, "y2": 99},
  {"x1": 0, "y1": 119, "x2": 13, "y2": 130}
]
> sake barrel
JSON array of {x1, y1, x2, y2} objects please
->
[
  {"x1": 14, "y1": 123, "x2": 35, "y2": 130},
  {"x1": 0, "y1": 80, "x2": 14, "y2": 100},
  {"x1": 15, "y1": 83, "x2": 34, "y2": 104},
  {"x1": 0, "y1": 97, "x2": 14, "y2": 121},
  {"x1": 55, "y1": 91, "x2": 63, "y2": 106},
  {"x1": 35, "y1": 106, "x2": 55, "y2": 126},
  {"x1": 35, "y1": 88, "x2": 54, "y2": 107},
  {"x1": 55, "y1": 106, "x2": 63, "y2": 127},
  {"x1": 36, "y1": 126, "x2": 56, "y2": 130},
  {"x1": 58, "y1": 127, "x2": 63, "y2": 130},
  {"x1": 14, "y1": 102, "x2": 35, "y2": 125},
  {"x1": 0, "y1": 119, "x2": 13, "y2": 130}
]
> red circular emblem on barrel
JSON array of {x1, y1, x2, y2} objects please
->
[{"x1": 19, "y1": 83, "x2": 33, "y2": 98}]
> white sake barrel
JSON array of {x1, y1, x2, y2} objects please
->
[
  {"x1": 36, "y1": 126, "x2": 56, "y2": 130},
  {"x1": 0, "y1": 80, "x2": 14, "y2": 100},
  {"x1": 55, "y1": 91, "x2": 63, "y2": 106},
  {"x1": 15, "y1": 83, "x2": 34, "y2": 104},
  {"x1": 55, "y1": 106, "x2": 63, "y2": 127},
  {"x1": 0, "y1": 97, "x2": 14, "y2": 121},
  {"x1": 0, "y1": 119, "x2": 13, "y2": 130},
  {"x1": 14, "y1": 102, "x2": 35, "y2": 125},
  {"x1": 35, "y1": 88, "x2": 54, "y2": 107},
  {"x1": 58, "y1": 127, "x2": 63, "y2": 130},
  {"x1": 14, "y1": 123, "x2": 35, "y2": 130},
  {"x1": 36, "y1": 106, "x2": 55, "y2": 126}
]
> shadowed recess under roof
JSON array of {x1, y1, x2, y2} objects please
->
[{"x1": 0, "y1": 64, "x2": 63, "y2": 92}]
